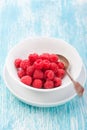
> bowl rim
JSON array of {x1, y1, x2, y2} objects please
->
[{"x1": 5, "y1": 36, "x2": 83, "y2": 92}]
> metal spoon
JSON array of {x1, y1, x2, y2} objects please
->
[{"x1": 57, "y1": 54, "x2": 84, "y2": 96}]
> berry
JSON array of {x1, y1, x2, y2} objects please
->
[
  {"x1": 49, "y1": 54, "x2": 58, "y2": 62},
  {"x1": 14, "y1": 58, "x2": 22, "y2": 68},
  {"x1": 15, "y1": 52, "x2": 66, "y2": 89},
  {"x1": 56, "y1": 69, "x2": 65, "y2": 78},
  {"x1": 32, "y1": 79, "x2": 43, "y2": 88},
  {"x1": 54, "y1": 77, "x2": 62, "y2": 87},
  {"x1": 28, "y1": 53, "x2": 39, "y2": 63},
  {"x1": 44, "y1": 80, "x2": 54, "y2": 89},
  {"x1": 40, "y1": 53, "x2": 50, "y2": 60},
  {"x1": 43, "y1": 59, "x2": 50, "y2": 69},
  {"x1": 34, "y1": 59, "x2": 43, "y2": 69},
  {"x1": 17, "y1": 69, "x2": 25, "y2": 78},
  {"x1": 50, "y1": 62, "x2": 58, "y2": 73},
  {"x1": 21, "y1": 75, "x2": 32, "y2": 85},
  {"x1": 33, "y1": 69, "x2": 44, "y2": 79},
  {"x1": 20, "y1": 59, "x2": 30, "y2": 70},
  {"x1": 26, "y1": 65, "x2": 34, "y2": 76},
  {"x1": 45, "y1": 70, "x2": 54, "y2": 80},
  {"x1": 58, "y1": 62, "x2": 65, "y2": 69}
]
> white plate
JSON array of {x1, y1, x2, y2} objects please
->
[{"x1": 3, "y1": 65, "x2": 86, "y2": 107}]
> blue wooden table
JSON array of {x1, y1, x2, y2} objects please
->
[{"x1": 0, "y1": 1, "x2": 87, "y2": 130}]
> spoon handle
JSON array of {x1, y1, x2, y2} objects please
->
[{"x1": 66, "y1": 71, "x2": 84, "y2": 96}]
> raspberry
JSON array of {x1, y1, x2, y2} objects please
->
[
  {"x1": 56, "y1": 69, "x2": 65, "y2": 78},
  {"x1": 33, "y1": 69, "x2": 44, "y2": 79},
  {"x1": 43, "y1": 59, "x2": 50, "y2": 69},
  {"x1": 49, "y1": 54, "x2": 58, "y2": 62},
  {"x1": 45, "y1": 70, "x2": 55, "y2": 80},
  {"x1": 15, "y1": 53, "x2": 66, "y2": 89},
  {"x1": 32, "y1": 79, "x2": 43, "y2": 88},
  {"x1": 50, "y1": 62, "x2": 59, "y2": 73},
  {"x1": 20, "y1": 59, "x2": 30, "y2": 70},
  {"x1": 44, "y1": 80, "x2": 54, "y2": 89},
  {"x1": 21, "y1": 75, "x2": 32, "y2": 85},
  {"x1": 14, "y1": 58, "x2": 22, "y2": 68},
  {"x1": 17, "y1": 69, "x2": 25, "y2": 78},
  {"x1": 28, "y1": 53, "x2": 39, "y2": 63},
  {"x1": 34, "y1": 59, "x2": 43, "y2": 69},
  {"x1": 54, "y1": 77, "x2": 62, "y2": 87},
  {"x1": 26, "y1": 65, "x2": 34, "y2": 76},
  {"x1": 58, "y1": 62, "x2": 65, "y2": 69},
  {"x1": 40, "y1": 53, "x2": 50, "y2": 60}
]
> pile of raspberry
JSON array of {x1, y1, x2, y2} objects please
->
[{"x1": 14, "y1": 53, "x2": 65, "y2": 89}]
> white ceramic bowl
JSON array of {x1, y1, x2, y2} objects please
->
[{"x1": 5, "y1": 37, "x2": 83, "y2": 106}]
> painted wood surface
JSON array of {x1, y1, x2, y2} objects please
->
[{"x1": 0, "y1": 0, "x2": 87, "y2": 130}]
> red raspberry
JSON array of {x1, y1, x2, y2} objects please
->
[
  {"x1": 44, "y1": 80, "x2": 54, "y2": 89},
  {"x1": 54, "y1": 77, "x2": 62, "y2": 87},
  {"x1": 58, "y1": 62, "x2": 65, "y2": 69},
  {"x1": 45, "y1": 70, "x2": 55, "y2": 80},
  {"x1": 43, "y1": 59, "x2": 50, "y2": 69},
  {"x1": 15, "y1": 53, "x2": 66, "y2": 89},
  {"x1": 20, "y1": 59, "x2": 30, "y2": 70},
  {"x1": 56, "y1": 69, "x2": 65, "y2": 78},
  {"x1": 26, "y1": 65, "x2": 34, "y2": 76},
  {"x1": 21, "y1": 75, "x2": 32, "y2": 85},
  {"x1": 17, "y1": 69, "x2": 25, "y2": 78},
  {"x1": 34, "y1": 59, "x2": 43, "y2": 69},
  {"x1": 49, "y1": 54, "x2": 58, "y2": 62},
  {"x1": 14, "y1": 58, "x2": 22, "y2": 68},
  {"x1": 32, "y1": 79, "x2": 43, "y2": 88},
  {"x1": 50, "y1": 62, "x2": 59, "y2": 73},
  {"x1": 33, "y1": 69, "x2": 44, "y2": 79},
  {"x1": 40, "y1": 53, "x2": 50, "y2": 60},
  {"x1": 28, "y1": 53, "x2": 39, "y2": 63}
]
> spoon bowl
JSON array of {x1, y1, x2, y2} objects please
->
[{"x1": 57, "y1": 54, "x2": 69, "y2": 70}]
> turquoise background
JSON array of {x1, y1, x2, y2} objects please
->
[{"x1": 0, "y1": 0, "x2": 87, "y2": 130}]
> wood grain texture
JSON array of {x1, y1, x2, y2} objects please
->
[{"x1": 0, "y1": 0, "x2": 87, "y2": 130}]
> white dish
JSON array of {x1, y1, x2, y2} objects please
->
[
  {"x1": 3, "y1": 64, "x2": 86, "y2": 107},
  {"x1": 4, "y1": 37, "x2": 86, "y2": 107}
]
